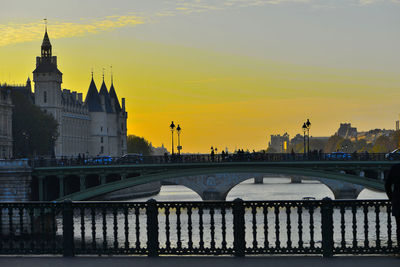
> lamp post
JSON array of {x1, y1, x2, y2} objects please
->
[
  {"x1": 302, "y1": 123, "x2": 307, "y2": 157},
  {"x1": 176, "y1": 124, "x2": 182, "y2": 156},
  {"x1": 170, "y1": 121, "x2": 175, "y2": 155},
  {"x1": 306, "y1": 119, "x2": 311, "y2": 156}
]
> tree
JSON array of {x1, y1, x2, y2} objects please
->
[
  {"x1": 324, "y1": 135, "x2": 345, "y2": 153},
  {"x1": 127, "y1": 135, "x2": 152, "y2": 156},
  {"x1": 389, "y1": 130, "x2": 400, "y2": 150},
  {"x1": 372, "y1": 135, "x2": 391, "y2": 153},
  {"x1": 11, "y1": 90, "x2": 58, "y2": 157}
]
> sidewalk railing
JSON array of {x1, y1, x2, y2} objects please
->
[
  {"x1": 0, "y1": 199, "x2": 398, "y2": 256},
  {"x1": 29, "y1": 153, "x2": 390, "y2": 168}
]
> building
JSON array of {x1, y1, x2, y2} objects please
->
[
  {"x1": 0, "y1": 86, "x2": 13, "y2": 158},
  {"x1": 269, "y1": 133, "x2": 289, "y2": 153},
  {"x1": 30, "y1": 28, "x2": 127, "y2": 157},
  {"x1": 337, "y1": 123, "x2": 357, "y2": 139}
]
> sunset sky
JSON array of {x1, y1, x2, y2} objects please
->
[{"x1": 1, "y1": 0, "x2": 400, "y2": 153}]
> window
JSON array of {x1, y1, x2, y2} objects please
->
[
  {"x1": 100, "y1": 146, "x2": 104, "y2": 154},
  {"x1": 101, "y1": 126, "x2": 103, "y2": 132},
  {"x1": 101, "y1": 137, "x2": 103, "y2": 144},
  {"x1": 44, "y1": 91, "x2": 47, "y2": 103},
  {"x1": 121, "y1": 123, "x2": 124, "y2": 131}
]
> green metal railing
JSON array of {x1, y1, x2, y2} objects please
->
[{"x1": 0, "y1": 199, "x2": 398, "y2": 256}]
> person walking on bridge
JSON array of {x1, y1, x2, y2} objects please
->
[{"x1": 385, "y1": 164, "x2": 400, "y2": 249}]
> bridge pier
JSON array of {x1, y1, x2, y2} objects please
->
[
  {"x1": 291, "y1": 176, "x2": 302, "y2": 184},
  {"x1": 202, "y1": 191, "x2": 226, "y2": 201},
  {"x1": 319, "y1": 178, "x2": 364, "y2": 200},
  {"x1": 254, "y1": 176, "x2": 263, "y2": 184}
]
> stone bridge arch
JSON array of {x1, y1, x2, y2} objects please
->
[
  {"x1": 166, "y1": 173, "x2": 366, "y2": 200},
  {"x1": 54, "y1": 165, "x2": 385, "y2": 201}
]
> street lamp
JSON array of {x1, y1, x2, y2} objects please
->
[
  {"x1": 302, "y1": 123, "x2": 307, "y2": 157},
  {"x1": 170, "y1": 121, "x2": 175, "y2": 155},
  {"x1": 306, "y1": 119, "x2": 311, "y2": 156},
  {"x1": 176, "y1": 124, "x2": 182, "y2": 156}
]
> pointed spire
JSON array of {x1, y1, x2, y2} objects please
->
[
  {"x1": 99, "y1": 77, "x2": 113, "y2": 113},
  {"x1": 85, "y1": 75, "x2": 103, "y2": 112},
  {"x1": 110, "y1": 65, "x2": 113, "y2": 85},
  {"x1": 109, "y1": 67, "x2": 121, "y2": 113},
  {"x1": 41, "y1": 19, "x2": 52, "y2": 58}
]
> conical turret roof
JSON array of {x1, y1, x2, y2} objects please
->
[
  {"x1": 109, "y1": 82, "x2": 121, "y2": 113},
  {"x1": 41, "y1": 30, "x2": 52, "y2": 49},
  {"x1": 84, "y1": 77, "x2": 103, "y2": 112},
  {"x1": 99, "y1": 79, "x2": 114, "y2": 113}
]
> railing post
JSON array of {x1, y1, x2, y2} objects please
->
[
  {"x1": 146, "y1": 199, "x2": 159, "y2": 257},
  {"x1": 321, "y1": 197, "x2": 334, "y2": 258},
  {"x1": 62, "y1": 199, "x2": 74, "y2": 257},
  {"x1": 233, "y1": 198, "x2": 245, "y2": 257}
]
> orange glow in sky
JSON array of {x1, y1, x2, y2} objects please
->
[{"x1": 1, "y1": 1, "x2": 400, "y2": 153}]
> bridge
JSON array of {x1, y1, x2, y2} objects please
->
[{"x1": 31, "y1": 161, "x2": 390, "y2": 201}]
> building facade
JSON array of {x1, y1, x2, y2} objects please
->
[
  {"x1": 32, "y1": 29, "x2": 127, "y2": 157},
  {"x1": 0, "y1": 87, "x2": 13, "y2": 158},
  {"x1": 268, "y1": 133, "x2": 289, "y2": 153}
]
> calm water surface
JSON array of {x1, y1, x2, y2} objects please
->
[{"x1": 132, "y1": 177, "x2": 387, "y2": 202}]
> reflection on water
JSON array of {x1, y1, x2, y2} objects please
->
[{"x1": 132, "y1": 177, "x2": 387, "y2": 202}]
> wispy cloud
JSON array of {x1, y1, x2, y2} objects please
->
[
  {"x1": 0, "y1": 15, "x2": 144, "y2": 47},
  {"x1": 358, "y1": 0, "x2": 400, "y2": 4}
]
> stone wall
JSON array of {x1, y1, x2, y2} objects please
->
[{"x1": 0, "y1": 159, "x2": 32, "y2": 201}]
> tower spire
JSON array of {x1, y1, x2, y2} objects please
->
[
  {"x1": 91, "y1": 68, "x2": 94, "y2": 79},
  {"x1": 110, "y1": 65, "x2": 113, "y2": 84},
  {"x1": 44, "y1": 18, "x2": 47, "y2": 32},
  {"x1": 41, "y1": 19, "x2": 52, "y2": 58},
  {"x1": 102, "y1": 68, "x2": 105, "y2": 81}
]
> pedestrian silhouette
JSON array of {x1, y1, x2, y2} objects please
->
[{"x1": 385, "y1": 163, "x2": 400, "y2": 248}]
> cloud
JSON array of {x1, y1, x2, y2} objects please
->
[
  {"x1": 0, "y1": 15, "x2": 144, "y2": 47},
  {"x1": 358, "y1": 0, "x2": 400, "y2": 4}
]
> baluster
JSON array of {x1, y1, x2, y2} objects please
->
[
  {"x1": 124, "y1": 206, "x2": 129, "y2": 250},
  {"x1": 363, "y1": 205, "x2": 369, "y2": 248},
  {"x1": 297, "y1": 205, "x2": 303, "y2": 249},
  {"x1": 352, "y1": 205, "x2": 357, "y2": 248},
  {"x1": 187, "y1": 206, "x2": 193, "y2": 250},
  {"x1": 91, "y1": 207, "x2": 96, "y2": 250},
  {"x1": 102, "y1": 207, "x2": 107, "y2": 251},
  {"x1": 113, "y1": 208, "x2": 118, "y2": 251},
  {"x1": 252, "y1": 205, "x2": 257, "y2": 249},
  {"x1": 40, "y1": 206, "x2": 45, "y2": 251},
  {"x1": 210, "y1": 206, "x2": 215, "y2": 250},
  {"x1": 286, "y1": 205, "x2": 292, "y2": 249},
  {"x1": 176, "y1": 206, "x2": 182, "y2": 250},
  {"x1": 135, "y1": 207, "x2": 140, "y2": 249},
  {"x1": 263, "y1": 206, "x2": 269, "y2": 248},
  {"x1": 29, "y1": 207, "x2": 35, "y2": 252},
  {"x1": 165, "y1": 206, "x2": 171, "y2": 250},
  {"x1": 387, "y1": 204, "x2": 392, "y2": 249},
  {"x1": 80, "y1": 207, "x2": 86, "y2": 252},
  {"x1": 19, "y1": 207, "x2": 24, "y2": 251},
  {"x1": 340, "y1": 205, "x2": 345, "y2": 248},
  {"x1": 9, "y1": 207, "x2": 14, "y2": 251},
  {"x1": 0, "y1": 207, "x2": 2, "y2": 251},
  {"x1": 51, "y1": 207, "x2": 57, "y2": 252},
  {"x1": 221, "y1": 206, "x2": 227, "y2": 250},
  {"x1": 199, "y1": 206, "x2": 204, "y2": 250},
  {"x1": 375, "y1": 204, "x2": 380, "y2": 248},
  {"x1": 275, "y1": 206, "x2": 280, "y2": 249},
  {"x1": 309, "y1": 205, "x2": 314, "y2": 249}
]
